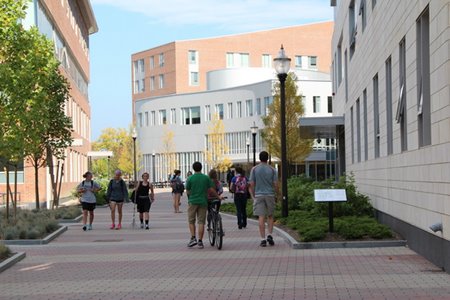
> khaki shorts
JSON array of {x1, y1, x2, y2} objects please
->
[
  {"x1": 188, "y1": 204, "x2": 207, "y2": 225},
  {"x1": 253, "y1": 195, "x2": 276, "y2": 217}
]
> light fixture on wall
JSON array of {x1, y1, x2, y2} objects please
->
[{"x1": 429, "y1": 222, "x2": 443, "y2": 233}]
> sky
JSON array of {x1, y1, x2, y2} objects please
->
[{"x1": 88, "y1": 0, "x2": 333, "y2": 140}]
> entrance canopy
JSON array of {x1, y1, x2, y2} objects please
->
[
  {"x1": 299, "y1": 116, "x2": 344, "y2": 139},
  {"x1": 87, "y1": 151, "x2": 113, "y2": 159}
]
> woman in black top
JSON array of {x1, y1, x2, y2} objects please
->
[{"x1": 135, "y1": 172, "x2": 155, "y2": 229}]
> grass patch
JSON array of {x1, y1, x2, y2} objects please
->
[
  {"x1": 0, "y1": 243, "x2": 11, "y2": 260},
  {"x1": 0, "y1": 209, "x2": 61, "y2": 240}
]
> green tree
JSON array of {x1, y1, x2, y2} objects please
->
[
  {"x1": 160, "y1": 126, "x2": 176, "y2": 176},
  {"x1": 262, "y1": 73, "x2": 313, "y2": 172},
  {"x1": 205, "y1": 114, "x2": 232, "y2": 173}
]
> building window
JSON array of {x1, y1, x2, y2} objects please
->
[
  {"x1": 350, "y1": 106, "x2": 354, "y2": 164},
  {"x1": 138, "y1": 113, "x2": 143, "y2": 127},
  {"x1": 215, "y1": 103, "x2": 224, "y2": 120},
  {"x1": 227, "y1": 102, "x2": 233, "y2": 119},
  {"x1": 264, "y1": 97, "x2": 271, "y2": 115},
  {"x1": 262, "y1": 54, "x2": 271, "y2": 68},
  {"x1": 150, "y1": 76, "x2": 155, "y2": 90},
  {"x1": 256, "y1": 98, "x2": 262, "y2": 115},
  {"x1": 0, "y1": 161, "x2": 24, "y2": 184},
  {"x1": 226, "y1": 52, "x2": 250, "y2": 68},
  {"x1": 188, "y1": 50, "x2": 197, "y2": 64},
  {"x1": 295, "y1": 55, "x2": 302, "y2": 69},
  {"x1": 182, "y1": 107, "x2": 201, "y2": 125},
  {"x1": 150, "y1": 56, "x2": 154, "y2": 69},
  {"x1": 417, "y1": 6, "x2": 431, "y2": 147},
  {"x1": 356, "y1": 98, "x2": 361, "y2": 162},
  {"x1": 308, "y1": 56, "x2": 317, "y2": 69},
  {"x1": 151, "y1": 111, "x2": 156, "y2": 126},
  {"x1": 190, "y1": 72, "x2": 199, "y2": 86},
  {"x1": 205, "y1": 105, "x2": 211, "y2": 122},
  {"x1": 397, "y1": 37, "x2": 407, "y2": 152},
  {"x1": 237, "y1": 101, "x2": 242, "y2": 118},
  {"x1": 159, "y1": 74, "x2": 164, "y2": 89},
  {"x1": 245, "y1": 99, "x2": 253, "y2": 117},
  {"x1": 349, "y1": 0, "x2": 357, "y2": 58},
  {"x1": 159, "y1": 53, "x2": 165, "y2": 67},
  {"x1": 313, "y1": 96, "x2": 321, "y2": 113},
  {"x1": 327, "y1": 96, "x2": 333, "y2": 113},
  {"x1": 145, "y1": 112, "x2": 149, "y2": 126},
  {"x1": 170, "y1": 108, "x2": 176, "y2": 124},
  {"x1": 337, "y1": 36, "x2": 343, "y2": 85},
  {"x1": 360, "y1": 0, "x2": 366, "y2": 32},
  {"x1": 159, "y1": 109, "x2": 167, "y2": 125},
  {"x1": 344, "y1": 49, "x2": 348, "y2": 102},
  {"x1": 372, "y1": 0, "x2": 377, "y2": 9},
  {"x1": 386, "y1": 56, "x2": 393, "y2": 155},
  {"x1": 133, "y1": 59, "x2": 145, "y2": 94},
  {"x1": 373, "y1": 74, "x2": 380, "y2": 158},
  {"x1": 363, "y1": 89, "x2": 368, "y2": 161}
]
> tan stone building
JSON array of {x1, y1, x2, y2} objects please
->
[{"x1": 0, "y1": 0, "x2": 98, "y2": 207}]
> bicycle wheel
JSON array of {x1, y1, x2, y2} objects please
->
[
  {"x1": 208, "y1": 213, "x2": 215, "y2": 246},
  {"x1": 215, "y1": 215, "x2": 223, "y2": 250}
]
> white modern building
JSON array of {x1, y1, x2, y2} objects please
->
[
  {"x1": 135, "y1": 67, "x2": 333, "y2": 182},
  {"x1": 330, "y1": 0, "x2": 450, "y2": 272}
]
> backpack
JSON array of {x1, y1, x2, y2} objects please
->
[
  {"x1": 234, "y1": 176, "x2": 248, "y2": 194},
  {"x1": 82, "y1": 180, "x2": 94, "y2": 188},
  {"x1": 106, "y1": 179, "x2": 126, "y2": 202}
]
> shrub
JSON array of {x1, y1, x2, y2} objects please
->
[
  {"x1": 0, "y1": 243, "x2": 11, "y2": 260},
  {"x1": 54, "y1": 206, "x2": 82, "y2": 220}
]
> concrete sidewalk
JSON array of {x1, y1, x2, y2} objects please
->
[{"x1": 1, "y1": 191, "x2": 450, "y2": 299}]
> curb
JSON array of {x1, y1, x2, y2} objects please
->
[
  {"x1": 1, "y1": 226, "x2": 68, "y2": 246},
  {"x1": 221, "y1": 212, "x2": 407, "y2": 249},
  {"x1": 0, "y1": 252, "x2": 26, "y2": 273},
  {"x1": 59, "y1": 215, "x2": 82, "y2": 224}
]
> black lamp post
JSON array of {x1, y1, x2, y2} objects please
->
[
  {"x1": 274, "y1": 45, "x2": 291, "y2": 218},
  {"x1": 246, "y1": 138, "x2": 250, "y2": 165},
  {"x1": 132, "y1": 128, "x2": 137, "y2": 186},
  {"x1": 250, "y1": 122, "x2": 258, "y2": 166},
  {"x1": 152, "y1": 152, "x2": 156, "y2": 184},
  {"x1": 107, "y1": 155, "x2": 111, "y2": 179}
]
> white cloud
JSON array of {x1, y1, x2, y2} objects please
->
[{"x1": 91, "y1": 0, "x2": 333, "y2": 32}]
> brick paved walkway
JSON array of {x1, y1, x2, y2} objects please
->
[{"x1": 1, "y1": 190, "x2": 450, "y2": 299}]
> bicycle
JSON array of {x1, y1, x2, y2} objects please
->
[{"x1": 207, "y1": 197, "x2": 226, "y2": 250}]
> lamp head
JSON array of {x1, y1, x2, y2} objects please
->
[
  {"x1": 273, "y1": 45, "x2": 291, "y2": 75},
  {"x1": 132, "y1": 127, "x2": 137, "y2": 139},
  {"x1": 250, "y1": 121, "x2": 259, "y2": 134}
]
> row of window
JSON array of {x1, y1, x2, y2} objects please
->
[
  {"x1": 349, "y1": 6, "x2": 431, "y2": 164},
  {"x1": 134, "y1": 74, "x2": 166, "y2": 94}
]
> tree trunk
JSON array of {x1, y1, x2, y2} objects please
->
[
  {"x1": 34, "y1": 161, "x2": 40, "y2": 210},
  {"x1": 13, "y1": 164, "x2": 18, "y2": 218},
  {"x1": 4, "y1": 166, "x2": 10, "y2": 221},
  {"x1": 56, "y1": 162, "x2": 64, "y2": 207},
  {"x1": 46, "y1": 147, "x2": 58, "y2": 209}
]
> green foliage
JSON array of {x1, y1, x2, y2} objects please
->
[
  {"x1": 53, "y1": 206, "x2": 82, "y2": 220},
  {"x1": 0, "y1": 209, "x2": 61, "y2": 240},
  {"x1": 0, "y1": 243, "x2": 12, "y2": 260}
]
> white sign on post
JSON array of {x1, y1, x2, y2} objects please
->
[{"x1": 314, "y1": 189, "x2": 347, "y2": 202}]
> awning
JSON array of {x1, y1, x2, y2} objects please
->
[{"x1": 299, "y1": 116, "x2": 344, "y2": 139}]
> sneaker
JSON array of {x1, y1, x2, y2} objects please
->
[
  {"x1": 198, "y1": 240, "x2": 204, "y2": 249},
  {"x1": 140, "y1": 223, "x2": 144, "y2": 229},
  {"x1": 116, "y1": 224, "x2": 122, "y2": 230},
  {"x1": 110, "y1": 224, "x2": 115, "y2": 230},
  {"x1": 87, "y1": 224, "x2": 92, "y2": 231},
  {"x1": 260, "y1": 240, "x2": 267, "y2": 247},
  {"x1": 82, "y1": 225, "x2": 87, "y2": 231},
  {"x1": 188, "y1": 238, "x2": 198, "y2": 248},
  {"x1": 145, "y1": 225, "x2": 149, "y2": 230},
  {"x1": 267, "y1": 235, "x2": 275, "y2": 246}
]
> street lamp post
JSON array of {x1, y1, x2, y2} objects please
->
[
  {"x1": 132, "y1": 128, "x2": 137, "y2": 186},
  {"x1": 246, "y1": 138, "x2": 250, "y2": 165},
  {"x1": 274, "y1": 45, "x2": 291, "y2": 218},
  {"x1": 250, "y1": 122, "x2": 258, "y2": 166},
  {"x1": 152, "y1": 152, "x2": 156, "y2": 184},
  {"x1": 107, "y1": 155, "x2": 111, "y2": 179}
]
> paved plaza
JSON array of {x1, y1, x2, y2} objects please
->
[{"x1": 1, "y1": 190, "x2": 450, "y2": 300}]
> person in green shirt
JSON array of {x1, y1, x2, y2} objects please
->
[{"x1": 186, "y1": 161, "x2": 222, "y2": 249}]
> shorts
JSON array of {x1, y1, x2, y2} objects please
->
[
  {"x1": 81, "y1": 202, "x2": 96, "y2": 211},
  {"x1": 188, "y1": 204, "x2": 207, "y2": 225},
  {"x1": 137, "y1": 196, "x2": 151, "y2": 213},
  {"x1": 110, "y1": 199, "x2": 124, "y2": 204},
  {"x1": 253, "y1": 195, "x2": 275, "y2": 217}
]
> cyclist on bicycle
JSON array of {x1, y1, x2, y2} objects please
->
[{"x1": 207, "y1": 169, "x2": 224, "y2": 230}]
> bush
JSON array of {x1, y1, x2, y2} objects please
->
[
  {"x1": 54, "y1": 206, "x2": 82, "y2": 220},
  {"x1": 0, "y1": 243, "x2": 11, "y2": 260},
  {"x1": 0, "y1": 209, "x2": 61, "y2": 240}
]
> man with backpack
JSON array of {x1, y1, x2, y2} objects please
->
[
  {"x1": 230, "y1": 166, "x2": 249, "y2": 229},
  {"x1": 249, "y1": 151, "x2": 278, "y2": 247}
]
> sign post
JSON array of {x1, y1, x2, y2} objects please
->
[{"x1": 314, "y1": 189, "x2": 347, "y2": 232}]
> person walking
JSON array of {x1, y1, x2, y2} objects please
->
[
  {"x1": 186, "y1": 162, "x2": 222, "y2": 249},
  {"x1": 77, "y1": 171, "x2": 101, "y2": 231},
  {"x1": 170, "y1": 170, "x2": 184, "y2": 213},
  {"x1": 249, "y1": 151, "x2": 278, "y2": 247},
  {"x1": 106, "y1": 170, "x2": 128, "y2": 230},
  {"x1": 207, "y1": 169, "x2": 224, "y2": 231},
  {"x1": 230, "y1": 166, "x2": 249, "y2": 229},
  {"x1": 134, "y1": 172, "x2": 155, "y2": 229}
]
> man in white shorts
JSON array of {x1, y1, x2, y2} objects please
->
[{"x1": 249, "y1": 151, "x2": 278, "y2": 247}]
